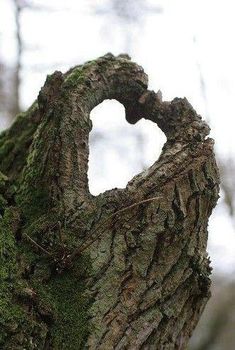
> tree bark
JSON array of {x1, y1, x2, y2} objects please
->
[{"x1": 0, "y1": 54, "x2": 219, "y2": 349}]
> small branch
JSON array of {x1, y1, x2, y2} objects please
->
[
  {"x1": 69, "y1": 196, "x2": 162, "y2": 260},
  {"x1": 23, "y1": 232, "x2": 52, "y2": 256}
]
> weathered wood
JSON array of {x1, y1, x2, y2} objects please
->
[{"x1": 0, "y1": 54, "x2": 219, "y2": 349}]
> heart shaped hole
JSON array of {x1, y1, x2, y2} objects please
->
[{"x1": 88, "y1": 99, "x2": 166, "y2": 195}]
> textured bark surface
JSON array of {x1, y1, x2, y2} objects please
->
[{"x1": 0, "y1": 54, "x2": 219, "y2": 349}]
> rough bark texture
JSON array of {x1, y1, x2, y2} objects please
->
[{"x1": 0, "y1": 54, "x2": 219, "y2": 349}]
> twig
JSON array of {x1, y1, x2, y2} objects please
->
[
  {"x1": 69, "y1": 195, "x2": 162, "y2": 260},
  {"x1": 23, "y1": 233, "x2": 52, "y2": 256},
  {"x1": 22, "y1": 196, "x2": 161, "y2": 267}
]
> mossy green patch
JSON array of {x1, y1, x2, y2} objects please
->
[
  {"x1": 8, "y1": 206, "x2": 93, "y2": 349},
  {"x1": 0, "y1": 207, "x2": 49, "y2": 349},
  {"x1": 17, "y1": 182, "x2": 50, "y2": 222},
  {"x1": 15, "y1": 194, "x2": 92, "y2": 349},
  {"x1": 34, "y1": 254, "x2": 92, "y2": 350},
  {"x1": 63, "y1": 68, "x2": 85, "y2": 89},
  {"x1": 0, "y1": 101, "x2": 39, "y2": 179},
  {"x1": 0, "y1": 171, "x2": 8, "y2": 191},
  {"x1": 16, "y1": 142, "x2": 51, "y2": 221},
  {"x1": 0, "y1": 194, "x2": 7, "y2": 214}
]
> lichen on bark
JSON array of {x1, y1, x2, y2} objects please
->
[{"x1": 0, "y1": 54, "x2": 219, "y2": 349}]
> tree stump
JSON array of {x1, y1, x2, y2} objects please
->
[{"x1": 0, "y1": 54, "x2": 219, "y2": 349}]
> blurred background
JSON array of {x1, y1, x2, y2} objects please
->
[{"x1": 0, "y1": 0, "x2": 235, "y2": 348}]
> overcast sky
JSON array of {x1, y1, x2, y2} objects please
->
[{"x1": 0, "y1": 0, "x2": 235, "y2": 275}]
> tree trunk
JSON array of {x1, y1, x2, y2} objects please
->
[{"x1": 0, "y1": 54, "x2": 219, "y2": 349}]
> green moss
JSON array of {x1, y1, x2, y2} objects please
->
[
  {"x1": 34, "y1": 254, "x2": 92, "y2": 350},
  {"x1": 0, "y1": 208, "x2": 27, "y2": 346},
  {"x1": 0, "y1": 194, "x2": 7, "y2": 213},
  {"x1": 0, "y1": 101, "x2": 39, "y2": 180},
  {"x1": 0, "y1": 204, "x2": 92, "y2": 349},
  {"x1": 0, "y1": 208, "x2": 49, "y2": 349},
  {"x1": 0, "y1": 172, "x2": 8, "y2": 214},
  {"x1": 22, "y1": 213, "x2": 62, "y2": 252},
  {"x1": 0, "y1": 140, "x2": 15, "y2": 160},
  {"x1": 0, "y1": 208, "x2": 18, "y2": 278},
  {"x1": 17, "y1": 183, "x2": 50, "y2": 222},
  {"x1": 14, "y1": 211, "x2": 91, "y2": 348},
  {"x1": 63, "y1": 68, "x2": 85, "y2": 88},
  {"x1": 16, "y1": 144, "x2": 51, "y2": 221},
  {"x1": 0, "y1": 171, "x2": 8, "y2": 190},
  {"x1": 15, "y1": 116, "x2": 59, "y2": 221}
]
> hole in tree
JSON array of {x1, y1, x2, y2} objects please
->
[{"x1": 88, "y1": 100, "x2": 166, "y2": 196}]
